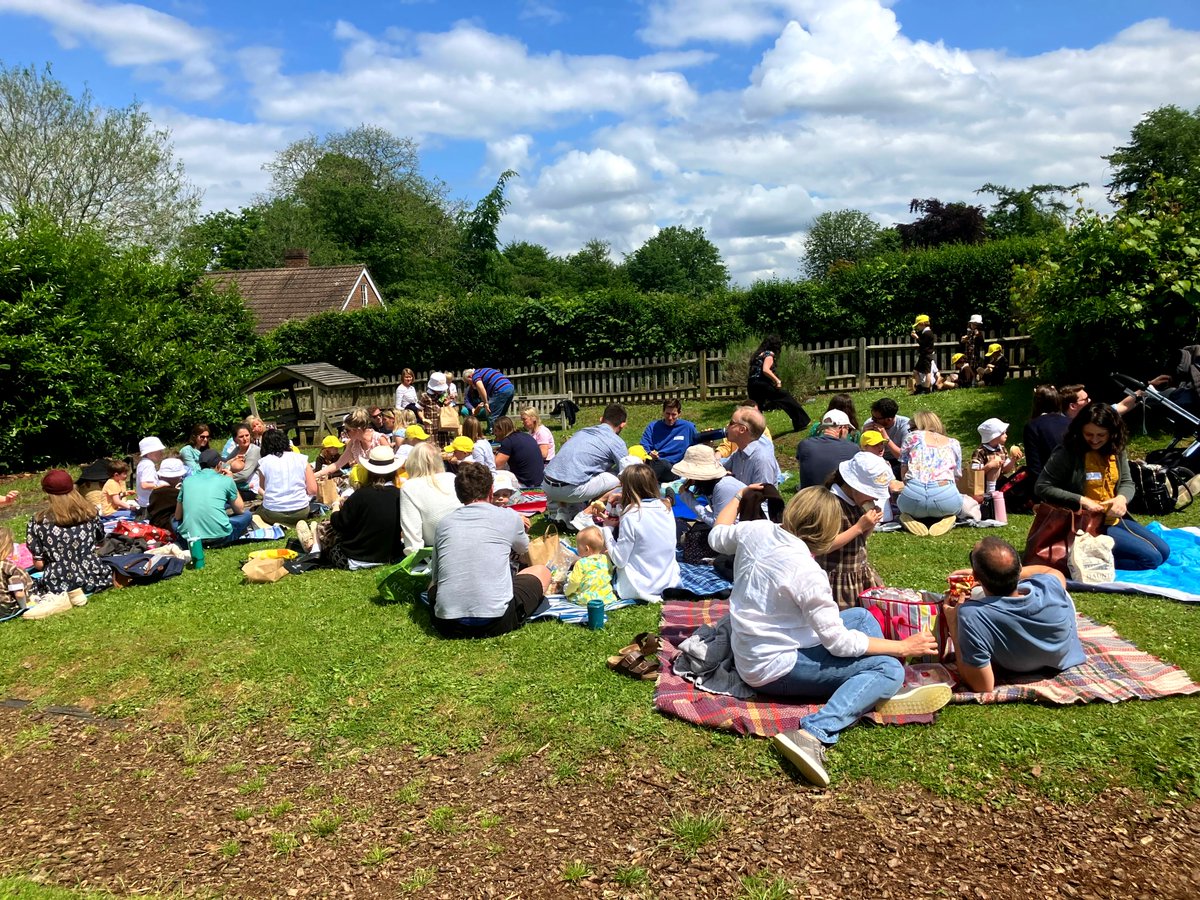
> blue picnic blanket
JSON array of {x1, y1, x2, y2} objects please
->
[{"x1": 1066, "y1": 524, "x2": 1200, "y2": 603}]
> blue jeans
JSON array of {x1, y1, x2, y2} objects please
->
[
  {"x1": 1110, "y1": 516, "x2": 1170, "y2": 570},
  {"x1": 897, "y1": 480, "x2": 962, "y2": 519},
  {"x1": 754, "y1": 608, "x2": 904, "y2": 744},
  {"x1": 487, "y1": 385, "x2": 516, "y2": 432},
  {"x1": 202, "y1": 510, "x2": 255, "y2": 548}
]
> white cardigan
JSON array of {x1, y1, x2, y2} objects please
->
[
  {"x1": 603, "y1": 498, "x2": 680, "y2": 603},
  {"x1": 399, "y1": 472, "x2": 462, "y2": 555}
]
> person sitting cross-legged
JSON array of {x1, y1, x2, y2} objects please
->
[
  {"x1": 175, "y1": 449, "x2": 254, "y2": 547},
  {"x1": 943, "y1": 537, "x2": 1086, "y2": 692},
  {"x1": 429, "y1": 462, "x2": 551, "y2": 639}
]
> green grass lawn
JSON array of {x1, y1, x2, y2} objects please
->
[{"x1": 2, "y1": 380, "x2": 1199, "y2": 805}]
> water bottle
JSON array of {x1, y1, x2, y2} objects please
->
[
  {"x1": 990, "y1": 489, "x2": 1007, "y2": 525},
  {"x1": 189, "y1": 536, "x2": 205, "y2": 570},
  {"x1": 586, "y1": 599, "x2": 605, "y2": 630}
]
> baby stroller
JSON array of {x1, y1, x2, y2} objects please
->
[{"x1": 1112, "y1": 372, "x2": 1200, "y2": 473}]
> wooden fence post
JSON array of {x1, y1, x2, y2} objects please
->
[
  {"x1": 857, "y1": 337, "x2": 868, "y2": 390},
  {"x1": 699, "y1": 351, "x2": 709, "y2": 401},
  {"x1": 556, "y1": 361, "x2": 566, "y2": 397}
]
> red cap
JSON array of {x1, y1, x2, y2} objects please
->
[{"x1": 42, "y1": 469, "x2": 76, "y2": 496}]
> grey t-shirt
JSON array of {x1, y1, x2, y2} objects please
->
[
  {"x1": 957, "y1": 574, "x2": 1086, "y2": 674},
  {"x1": 430, "y1": 502, "x2": 530, "y2": 620}
]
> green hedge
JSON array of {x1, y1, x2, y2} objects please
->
[{"x1": 0, "y1": 212, "x2": 262, "y2": 472}]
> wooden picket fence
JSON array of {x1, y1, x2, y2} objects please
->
[{"x1": 263, "y1": 329, "x2": 1034, "y2": 419}]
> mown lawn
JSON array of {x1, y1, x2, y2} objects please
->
[{"x1": 1, "y1": 380, "x2": 1198, "y2": 813}]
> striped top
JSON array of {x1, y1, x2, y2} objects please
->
[{"x1": 472, "y1": 367, "x2": 513, "y2": 393}]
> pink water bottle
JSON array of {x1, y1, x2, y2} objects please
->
[{"x1": 990, "y1": 489, "x2": 1007, "y2": 524}]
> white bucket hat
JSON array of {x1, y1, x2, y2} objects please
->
[
  {"x1": 427, "y1": 372, "x2": 448, "y2": 393},
  {"x1": 139, "y1": 436, "x2": 165, "y2": 455},
  {"x1": 978, "y1": 417, "x2": 1009, "y2": 445},
  {"x1": 360, "y1": 445, "x2": 402, "y2": 475},
  {"x1": 821, "y1": 410, "x2": 851, "y2": 428},
  {"x1": 671, "y1": 445, "x2": 727, "y2": 481},
  {"x1": 838, "y1": 452, "x2": 893, "y2": 501},
  {"x1": 969, "y1": 314, "x2": 983, "y2": 325},
  {"x1": 157, "y1": 458, "x2": 188, "y2": 479}
]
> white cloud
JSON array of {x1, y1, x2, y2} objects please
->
[
  {"x1": 639, "y1": 0, "x2": 808, "y2": 48},
  {"x1": 0, "y1": 0, "x2": 221, "y2": 99},
  {"x1": 239, "y1": 21, "x2": 700, "y2": 138},
  {"x1": 520, "y1": 1, "x2": 565, "y2": 26},
  {"x1": 532, "y1": 149, "x2": 646, "y2": 209},
  {"x1": 485, "y1": 134, "x2": 536, "y2": 178}
]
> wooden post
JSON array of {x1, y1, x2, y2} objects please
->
[
  {"x1": 857, "y1": 337, "x2": 868, "y2": 390},
  {"x1": 557, "y1": 361, "x2": 566, "y2": 397},
  {"x1": 699, "y1": 351, "x2": 709, "y2": 401}
]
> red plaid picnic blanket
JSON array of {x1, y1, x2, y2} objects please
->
[
  {"x1": 951, "y1": 615, "x2": 1200, "y2": 705},
  {"x1": 654, "y1": 599, "x2": 943, "y2": 736},
  {"x1": 655, "y1": 601, "x2": 1200, "y2": 737}
]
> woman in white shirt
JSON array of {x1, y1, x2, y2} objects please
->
[
  {"x1": 708, "y1": 485, "x2": 946, "y2": 787},
  {"x1": 602, "y1": 464, "x2": 679, "y2": 603},
  {"x1": 399, "y1": 442, "x2": 462, "y2": 555},
  {"x1": 256, "y1": 430, "x2": 318, "y2": 526},
  {"x1": 394, "y1": 368, "x2": 420, "y2": 414},
  {"x1": 461, "y1": 416, "x2": 496, "y2": 471}
]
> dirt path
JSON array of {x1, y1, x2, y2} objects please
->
[{"x1": 1, "y1": 708, "x2": 1198, "y2": 899}]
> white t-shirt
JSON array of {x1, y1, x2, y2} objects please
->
[
  {"x1": 603, "y1": 498, "x2": 679, "y2": 603},
  {"x1": 257, "y1": 451, "x2": 312, "y2": 513},
  {"x1": 395, "y1": 383, "x2": 419, "y2": 410},
  {"x1": 708, "y1": 520, "x2": 869, "y2": 687},
  {"x1": 135, "y1": 458, "x2": 160, "y2": 507},
  {"x1": 471, "y1": 439, "x2": 497, "y2": 471},
  {"x1": 399, "y1": 472, "x2": 462, "y2": 555}
]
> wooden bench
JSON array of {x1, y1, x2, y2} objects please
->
[{"x1": 517, "y1": 393, "x2": 575, "y2": 431}]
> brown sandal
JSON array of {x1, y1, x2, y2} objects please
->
[
  {"x1": 616, "y1": 632, "x2": 661, "y2": 658},
  {"x1": 606, "y1": 650, "x2": 660, "y2": 681}
]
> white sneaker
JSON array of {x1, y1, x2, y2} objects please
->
[
  {"x1": 296, "y1": 519, "x2": 315, "y2": 553},
  {"x1": 23, "y1": 593, "x2": 73, "y2": 620},
  {"x1": 927, "y1": 515, "x2": 957, "y2": 537},
  {"x1": 67, "y1": 589, "x2": 88, "y2": 607},
  {"x1": 875, "y1": 682, "x2": 952, "y2": 717},
  {"x1": 771, "y1": 728, "x2": 830, "y2": 787}
]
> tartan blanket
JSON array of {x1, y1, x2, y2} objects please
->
[
  {"x1": 655, "y1": 600, "x2": 1200, "y2": 737},
  {"x1": 670, "y1": 563, "x2": 733, "y2": 599},
  {"x1": 654, "y1": 599, "x2": 942, "y2": 736},
  {"x1": 952, "y1": 614, "x2": 1200, "y2": 704}
]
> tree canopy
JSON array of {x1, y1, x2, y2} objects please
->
[
  {"x1": 1105, "y1": 105, "x2": 1200, "y2": 209},
  {"x1": 896, "y1": 198, "x2": 987, "y2": 249},
  {"x1": 0, "y1": 63, "x2": 200, "y2": 246},
  {"x1": 974, "y1": 182, "x2": 1084, "y2": 239},
  {"x1": 801, "y1": 209, "x2": 887, "y2": 280},
  {"x1": 624, "y1": 225, "x2": 728, "y2": 298}
]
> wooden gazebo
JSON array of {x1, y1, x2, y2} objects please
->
[{"x1": 242, "y1": 363, "x2": 366, "y2": 446}]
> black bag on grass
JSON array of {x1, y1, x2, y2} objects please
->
[{"x1": 1129, "y1": 460, "x2": 1194, "y2": 515}]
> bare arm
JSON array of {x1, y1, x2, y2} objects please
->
[{"x1": 304, "y1": 464, "x2": 318, "y2": 497}]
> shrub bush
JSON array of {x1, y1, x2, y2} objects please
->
[{"x1": 722, "y1": 336, "x2": 825, "y2": 403}]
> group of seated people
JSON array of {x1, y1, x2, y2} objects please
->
[
  {"x1": 8, "y1": 369, "x2": 1173, "y2": 787},
  {"x1": 910, "y1": 313, "x2": 1010, "y2": 394}
]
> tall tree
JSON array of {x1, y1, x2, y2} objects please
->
[
  {"x1": 459, "y1": 170, "x2": 517, "y2": 290},
  {"x1": 1105, "y1": 105, "x2": 1200, "y2": 208},
  {"x1": 801, "y1": 209, "x2": 885, "y2": 280},
  {"x1": 624, "y1": 225, "x2": 728, "y2": 298},
  {"x1": 565, "y1": 238, "x2": 624, "y2": 292},
  {"x1": 0, "y1": 63, "x2": 200, "y2": 246},
  {"x1": 896, "y1": 198, "x2": 987, "y2": 249},
  {"x1": 500, "y1": 240, "x2": 567, "y2": 298},
  {"x1": 975, "y1": 183, "x2": 1085, "y2": 239}
]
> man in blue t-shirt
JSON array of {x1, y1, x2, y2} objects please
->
[
  {"x1": 640, "y1": 399, "x2": 699, "y2": 482},
  {"x1": 944, "y1": 537, "x2": 1086, "y2": 692}
]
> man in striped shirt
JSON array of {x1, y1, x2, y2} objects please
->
[{"x1": 463, "y1": 367, "x2": 516, "y2": 433}]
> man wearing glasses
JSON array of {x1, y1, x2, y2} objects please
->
[
  {"x1": 943, "y1": 537, "x2": 1085, "y2": 693},
  {"x1": 722, "y1": 407, "x2": 781, "y2": 487}
]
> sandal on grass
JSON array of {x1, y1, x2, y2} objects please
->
[
  {"x1": 616, "y1": 632, "x2": 662, "y2": 658},
  {"x1": 606, "y1": 650, "x2": 660, "y2": 681}
]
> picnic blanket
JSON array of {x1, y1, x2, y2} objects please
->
[
  {"x1": 655, "y1": 599, "x2": 942, "y2": 736},
  {"x1": 952, "y1": 613, "x2": 1200, "y2": 705},
  {"x1": 529, "y1": 596, "x2": 639, "y2": 624},
  {"x1": 1067, "y1": 524, "x2": 1200, "y2": 603},
  {"x1": 655, "y1": 599, "x2": 1200, "y2": 737}
]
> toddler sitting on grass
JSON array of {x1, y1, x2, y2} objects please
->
[{"x1": 564, "y1": 526, "x2": 616, "y2": 605}]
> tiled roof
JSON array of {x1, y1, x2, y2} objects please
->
[{"x1": 203, "y1": 265, "x2": 381, "y2": 335}]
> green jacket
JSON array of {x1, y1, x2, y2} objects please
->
[{"x1": 1035, "y1": 446, "x2": 1134, "y2": 510}]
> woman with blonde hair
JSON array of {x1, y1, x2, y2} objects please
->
[
  {"x1": 316, "y1": 407, "x2": 381, "y2": 481},
  {"x1": 399, "y1": 442, "x2": 462, "y2": 555},
  {"x1": 710, "y1": 484, "x2": 947, "y2": 787},
  {"x1": 896, "y1": 409, "x2": 963, "y2": 535},
  {"x1": 520, "y1": 406, "x2": 556, "y2": 461},
  {"x1": 26, "y1": 470, "x2": 113, "y2": 596},
  {"x1": 602, "y1": 463, "x2": 678, "y2": 603}
]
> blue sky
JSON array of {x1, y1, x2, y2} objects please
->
[{"x1": 1, "y1": 0, "x2": 1199, "y2": 282}]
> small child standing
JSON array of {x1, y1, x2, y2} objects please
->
[
  {"x1": 565, "y1": 526, "x2": 616, "y2": 606},
  {"x1": 135, "y1": 437, "x2": 167, "y2": 513},
  {"x1": 971, "y1": 417, "x2": 1024, "y2": 494}
]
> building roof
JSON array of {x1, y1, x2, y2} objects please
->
[
  {"x1": 242, "y1": 363, "x2": 366, "y2": 394},
  {"x1": 204, "y1": 265, "x2": 383, "y2": 335}
]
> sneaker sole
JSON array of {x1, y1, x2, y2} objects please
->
[
  {"x1": 927, "y1": 516, "x2": 957, "y2": 537},
  {"x1": 900, "y1": 515, "x2": 928, "y2": 536},
  {"x1": 875, "y1": 683, "x2": 953, "y2": 717},
  {"x1": 771, "y1": 732, "x2": 830, "y2": 788}
]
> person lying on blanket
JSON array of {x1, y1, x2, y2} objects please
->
[
  {"x1": 708, "y1": 484, "x2": 952, "y2": 789},
  {"x1": 943, "y1": 537, "x2": 1085, "y2": 693}
]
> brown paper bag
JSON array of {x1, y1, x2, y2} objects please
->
[
  {"x1": 319, "y1": 477, "x2": 339, "y2": 505},
  {"x1": 957, "y1": 466, "x2": 986, "y2": 500},
  {"x1": 527, "y1": 525, "x2": 563, "y2": 568},
  {"x1": 242, "y1": 557, "x2": 289, "y2": 584},
  {"x1": 438, "y1": 406, "x2": 461, "y2": 433}
]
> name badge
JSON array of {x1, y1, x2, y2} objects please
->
[{"x1": 1085, "y1": 471, "x2": 1103, "y2": 481}]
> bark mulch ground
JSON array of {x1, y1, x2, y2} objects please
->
[{"x1": 1, "y1": 706, "x2": 1198, "y2": 899}]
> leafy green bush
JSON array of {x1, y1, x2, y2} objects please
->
[
  {"x1": 0, "y1": 211, "x2": 262, "y2": 472},
  {"x1": 1012, "y1": 176, "x2": 1200, "y2": 382}
]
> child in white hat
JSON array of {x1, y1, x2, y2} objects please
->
[{"x1": 971, "y1": 418, "x2": 1023, "y2": 493}]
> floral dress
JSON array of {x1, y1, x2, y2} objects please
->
[
  {"x1": 813, "y1": 491, "x2": 882, "y2": 610},
  {"x1": 26, "y1": 517, "x2": 112, "y2": 595}
]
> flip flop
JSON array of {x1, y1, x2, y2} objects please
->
[{"x1": 606, "y1": 650, "x2": 660, "y2": 681}]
